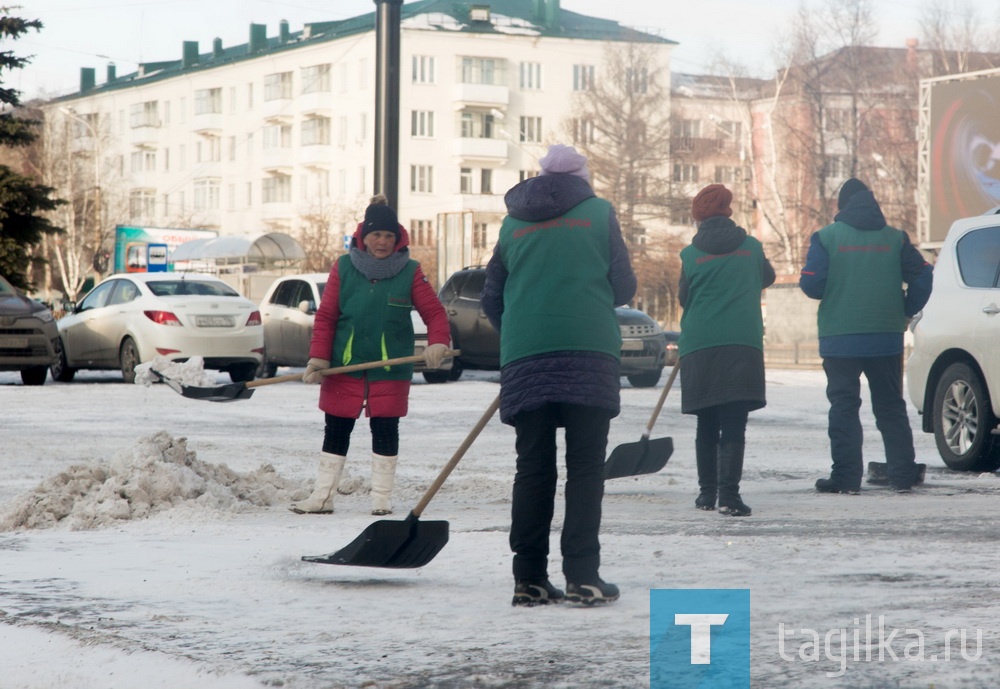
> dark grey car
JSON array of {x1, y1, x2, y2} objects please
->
[
  {"x1": 433, "y1": 267, "x2": 669, "y2": 387},
  {"x1": 0, "y1": 274, "x2": 60, "y2": 385}
]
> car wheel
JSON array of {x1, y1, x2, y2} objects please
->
[
  {"x1": 257, "y1": 355, "x2": 278, "y2": 379},
  {"x1": 932, "y1": 362, "x2": 1000, "y2": 472},
  {"x1": 627, "y1": 367, "x2": 663, "y2": 388},
  {"x1": 229, "y1": 363, "x2": 257, "y2": 383},
  {"x1": 20, "y1": 366, "x2": 48, "y2": 386},
  {"x1": 422, "y1": 369, "x2": 451, "y2": 384},
  {"x1": 120, "y1": 337, "x2": 141, "y2": 385},
  {"x1": 51, "y1": 338, "x2": 76, "y2": 382},
  {"x1": 448, "y1": 356, "x2": 464, "y2": 381}
]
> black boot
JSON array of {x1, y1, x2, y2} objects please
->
[
  {"x1": 718, "y1": 442, "x2": 751, "y2": 517},
  {"x1": 694, "y1": 440, "x2": 718, "y2": 511}
]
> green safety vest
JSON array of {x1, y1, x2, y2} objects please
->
[
  {"x1": 332, "y1": 254, "x2": 417, "y2": 380},
  {"x1": 498, "y1": 197, "x2": 621, "y2": 366}
]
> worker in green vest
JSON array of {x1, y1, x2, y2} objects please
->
[{"x1": 679, "y1": 184, "x2": 775, "y2": 517}]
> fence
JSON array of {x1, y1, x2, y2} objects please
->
[{"x1": 763, "y1": 343, "x2": 914, "y2": 369}]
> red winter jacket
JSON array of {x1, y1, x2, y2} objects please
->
[{"x1": 309, "y1": 223, "x2": 450, "y2": 418}]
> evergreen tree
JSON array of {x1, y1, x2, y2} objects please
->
[{"x1": 0, "y1": 9, "x2": 63, "y2": 290}]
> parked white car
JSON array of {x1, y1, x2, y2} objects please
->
[
  {"x1": 907, "y1": 210, "x2": 1000, "y2": 471},
  {"x1": 52, "y1": 272, "x2": 263, "y2": 384},
  {"x1": 257, "y1": 273, "x2": 451, "y2": 381}
]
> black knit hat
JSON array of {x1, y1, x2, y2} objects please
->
[
  {"x1": 361, "y1": 202, "x2": 399, "y2": 239},
  {"x1": 837, "y1": 178, "x2": 869, "y2": 210}
]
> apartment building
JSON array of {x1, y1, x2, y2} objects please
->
[{"x1": 44, "y1": 0, "x2": 674, "y2": 284}]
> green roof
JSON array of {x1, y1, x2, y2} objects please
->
[{"x1": 58, "y1": 0, "x2": 674, "y2": 100}]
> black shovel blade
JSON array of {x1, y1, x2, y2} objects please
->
[
  {"x1": 604, "y1": 436, "x2": 674, "y2": 480},
  {"x1": 302, "y1": 512, "x2": 449, "y2": 569},
  {"x1": 150, "y1": 369, "x2": 255, "y2": 402}
]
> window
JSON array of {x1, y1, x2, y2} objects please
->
[
  {"x1": 715, "y1": 166, "x2": 740, "y2": 184},
  {"x1": 194, "y1": 88, "x2": 222, "y2": 114},
  {"x1": 573, "y1": 64, "x2": 595, "y2": 91},
  {"x1": 247, "y1": 82, "x2": 254, "y2": 108},
  {"x1": 825, "y1": 108, "x2": 850, "y2": 133},
  {"x1": 358, "y1": 113, "x2": 368, "y2": 141},
  {"x1": 673, "y1": 119, "x2": 701, "y2": 151},
  {"x1": 164, "y1": 148, "x2": 170, "y2": 171},
  {"x1": 262, "y1": 173, "x2": 291, "y2": 203},
  {"x1": 338, "y1": 116, "x2": 348, "y2": 146},
  {"x1": 197, "y1": 135, "x2": 221, "y2": 163},
  {"x1": 460, "y1": 167, "x2": 473, "y2": 194},
  {"x1": 824, "y1": 154, "x2": 851, "y2": 180},
  {"x1": 572, "y1": 118, "x2": 596, "y2": 145},
  {"x1": 302, "y1": 116, "x2": 331, "y2": 146},
  {"x1": 412, "y1": 110, "x2": 435, "y2": 138},
  {"x1": 179, "y1": 98, "x2": 186, "y2": 123},
  {"x1": 673, "y1": 164, "x2": 699, "y2": 183},
  {"x1": 410, "y1": 219, "x2": 433, "y2": 246},
  {"x1": 520, "y1": 62, "x2": 541, "y2": 90},
  {"x1": 519, "y1": 169, "x2": 538, "y2": 182},
  {"x1": 263, "y1": 123, "x2": 291, "y2": 149},
  {"x1": 358, "y1": 57, "x2": 369, "y2": 89},
  {"x1": 193, "y1": 179, "x2": 220, "y2": 210},
  {"x1": 412, "y1": 55, "x2": 435, "y2": 84},
  {"x1": 956, "y1": 227, "x2": 1000, "y2": 287},
  {"x1": 70, "y1": 112, "x2": 101, "y2": 139},
  {"x1": 264, "y1": 72, "x2": 293, "y2": 101},
  {"x1": 302, "y1": 64, "x2": 331, "y2": 93},
  {"x1": 671, "y1": 205, "x2": 695, "y2": 226},
  {"x1": 129, "y1": 101, "x2": 159, "y2": 128},
  {"x1": 129, "y1": 189, "x2": 156, "y2": 220},
  {"x1": 459, "y1": 57, "x2": 502, "y2": 85},
  {"x1": 227, "y1": 184, "x2": 236, "y2": 211},
  {"x1": 460, "y1": 111, "x2": 495, "y2": 138},
  {"x1": 228, "y1": 136, "x2": 236, "y2": 161},
  {"x1": 130, "y1": 150, "x2": 156, "y2": 172},
  {"x1": 519, "y1": 116, "x2": 542, "y2": 143},
  {"x1": 339, "y1": 63, "x2": 349, "y2": 93},
  {"x1": 481, "y1": 169, "x2": 493, "y2": 194},
  {"x1": 410, "y1": 165, "x2": 433, "y2": 193},
  {"x1": 715, "y1": 119, "x2": 741, "y2": 142},
  {"x1": 626, "y1": 67, "x2": 648, "y2": 94},
  {"x1": 473, "y1": 222, "x2": 489, "y2": 249}
]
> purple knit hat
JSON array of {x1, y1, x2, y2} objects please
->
[{"x1": 538, "y1": 144, "x2": 590, "y2": 181}]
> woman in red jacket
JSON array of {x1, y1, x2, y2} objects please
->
[{"x1": 291, "y1": 196, "x2": 451, "y2": 515}]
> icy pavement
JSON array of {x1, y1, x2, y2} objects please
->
[{"x1": 2, "y1": 368, "x2": 1000, "y2": 688}]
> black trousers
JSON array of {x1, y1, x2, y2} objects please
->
[
  {"x1": 322, "y1": 414, "x2": 399, "y2": 456},
  {"x1": 510, "y1": 403, "x2": 611, "y2": 583},
  {"x1": 823, "y1": 355, "x2": 916, "y2": 488}
]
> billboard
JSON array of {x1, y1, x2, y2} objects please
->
[
  {"x1": 112, "y1": 225, "x2": 217, "y2": 274},
  {"x1": 929, "y1": 73, "x2": 1000, "y2": 242}
]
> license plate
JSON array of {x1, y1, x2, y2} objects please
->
[
  {"x1": 195, "y1": 315, "x2": 235, "y2": 327},
  {"x1": 0, "y1": 336, "x2": 29, "y2": 348},
  {"x1": 620, "y1": 339, "x2": 644, "y2": 351}
]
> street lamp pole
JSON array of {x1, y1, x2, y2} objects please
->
[{"x1": 59, "y1": 107, "x2": 105, "y2": 276}]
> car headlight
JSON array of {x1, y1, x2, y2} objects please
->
[{"x1": 34, "y1": 309, "x2": 54, "y2": 323}]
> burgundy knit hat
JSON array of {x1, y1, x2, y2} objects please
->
[{"x1": 691, "y1": 184, "x2": 733, "y2": 222}]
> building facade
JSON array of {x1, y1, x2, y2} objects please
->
[{"x1": 44, "y1": 0, "x2": 674, "y2": 287}]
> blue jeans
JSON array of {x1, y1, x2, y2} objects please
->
[{"x1": 823, "y1": 355, "x2": 916, "y2": 488}]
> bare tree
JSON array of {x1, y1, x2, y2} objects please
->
[
  {"x1": 919, "y1": 0, "x2": 1000, "y2": 74},
  {"x1": 564, "y1": 40, "x2": 677, "y2": 316}
]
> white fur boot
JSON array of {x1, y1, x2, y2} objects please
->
[
  {"x1": 290, "y1": 453, "x2": 346, "y2": 514},
  {"x1": 370, "y1": 453, "x2": 398, "y2": 516}
]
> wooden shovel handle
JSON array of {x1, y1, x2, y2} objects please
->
[
  {"x1": 245, "y1": 349, "x2": 461, "y2": 389},
  {"x1": 643, "y1": 364, "x2": 679, "y2": 437},
  {"x1": 412, "y1": 395, "x2": 500, "y2": 518}
]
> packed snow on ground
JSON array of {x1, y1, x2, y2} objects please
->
[{"x1": 2, "y1": 366, "x2": 1000, "y2": 689}]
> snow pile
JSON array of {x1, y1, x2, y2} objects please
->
[
  {"x1": 0, "y1": 431, "x2": 300, "y2": 531},
  {"x1": 134, "y1": 355, "x2": 217, "y2": 387}
]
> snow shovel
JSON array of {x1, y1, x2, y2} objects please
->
[
  {"x1": 603, "y1": 364, "x2": 679, "y2": 480},
  {"x1": 152, "y1": 350, "x2": 459, "y2": 402},
  {"x1": 302, "y1": 394, "x2": 501, "y2": 569}
]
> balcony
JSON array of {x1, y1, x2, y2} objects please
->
[
  {"x1": 261, "y1": 147, "x2": 292, "y2": 171},
  {"x1": 262, "y1": 97, "x2": 294, "y2": 120},
  {"x1": 298, "y1": 91, "x2": 334, "y2": 116},
  {"x1": 262, "y1": 202, "x2": 294, "y2": 220},
  {"x1": 130, "y1": 124, "x2": 160, "y2": 147},
  {"x1": 452, "y1": 83, "x2": 508, "y2": 109},
  {"x1": 298, "y1": 144, "x2": 334, "y2": 168},
  {"x1": 454, "y1": 137, "x2": 508, "y2": 162},
  {"x1": 193, "y1": 111, "x2": 223, "y2": 133},
  {"x1": 454, "y1": 193, "x2": 506, "y2": 214}
]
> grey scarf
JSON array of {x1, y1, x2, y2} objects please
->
[{"x1": 349, "y1": 247, "x2": 411, "y2": 280}]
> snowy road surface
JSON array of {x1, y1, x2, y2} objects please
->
[{"x1": 2, "y1": 367, "x2": 999, "y2": 688}]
